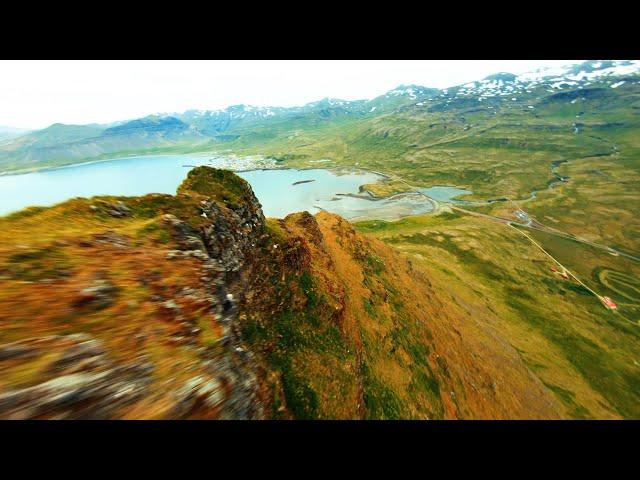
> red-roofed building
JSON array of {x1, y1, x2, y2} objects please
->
[{"x1": 602, "y1": 296, "x2": 617, "y2": 310}]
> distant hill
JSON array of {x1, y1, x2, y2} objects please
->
[
  {"x1": 1, "y1": 60, "x2": 638, "y2": 175},
  {"x1": 483, "y1": 72, "x2": 517, "y2": 83},
  {"x1": 0, "y1": 125, "x2": 32, "y2": 142},
  {"x1": 102, "y1": 115, "x2": 193, "y2": 136},
  {"x1": 0, "y1": 116, "x2": 208, "y2": 173}
]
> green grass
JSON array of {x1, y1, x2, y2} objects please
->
[
  {"x1": 5, "y1": 246, "x2": 73, "y2": 281},
  {"x1": 177, "y1": 166, "x2": 254, "y2": 207},
  {"x1": 268, "y1": 351, "x2": 319, "y2": 420},
  {"x1": 240, "y1": 260, "x2": 354, "y2": 419},
  {"x1": 359, "y1": 203, "x2": 640, "y2": 418},
  {"x1": 506, "y1": 294, "x2": 639, "y2": 418},
  {"x1": 361, "y1": 359, "x2": 405, "y2": 420},
  {"x1": 137, "y1": 221, "x2": 170, "y2": 244}
]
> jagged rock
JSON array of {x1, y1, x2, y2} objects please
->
[
  {"x1": 172, "y1": 375, "x2": 226, "y2": 417},
  {"x1": 0, "y1": 370, "x2": 148, "y2": 419},
  {"x1": 90, "y1": 200, "x2": 131, "y2": 218},
  {"x1": 294, "y1": 211, "x2": 324, "y2": 247},
  {"x1": 92, "y1": 231, "x2": 129, "y2": 247},
  {"x1": 0, "y1": 335, "x2": 152, "y2": 419},
  {"x1": 183, "y1": 236, "x2": 206, "y2": 250},
  {"x1": 165, "y1": 250, "x2": 182, "y2": 260},
  {"x1": 75, "y1": 279, "x2": 117, "y2": 309},
  {"x1": 166, "y1": 249, "x2": 209, "y2": 261},
  {"x1": 48, "y1": 337, "x2": 106, "y2": 373},
  {"x1": 0, "y1": 341, "x2": 40, "y2": 361},
  {"x1": 78, "y1": 239, "x2": 95, "y2": 248},
  {"x1": 93, "y1": 200, "x2": 131, "y2": 218},
  {"x1": 161, "y1": 214, "x2": 197, "y2": 242}
]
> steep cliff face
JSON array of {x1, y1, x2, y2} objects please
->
[
  {"x1": 0, "y1": 167, "x2": 567, "y2": 419},
  {"x1": 239, "y1": 211, "x2": 564, "y2": 419}
]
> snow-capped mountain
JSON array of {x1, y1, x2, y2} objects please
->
[
  {"x1": 448, "y1": 60, "x2": 640, "y2": 100},
  {"x1": 3, "y1": 60, "x2": 638, "y2": 172},
  {"x1": 157, "y1": 61, "x2": 640, "y2": 129}
]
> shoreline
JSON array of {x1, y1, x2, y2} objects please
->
[
  {"x1": 0, "y1": 152, "x2": 449, "y2": 221},
  {"x1": 0, "y1": 151, "x2": 219, "y2": 177}
]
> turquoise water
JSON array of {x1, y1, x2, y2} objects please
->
[
  {"x1": 418, "y1": 186, "x2": 473, "y2": 203},
  {"x1": 0, "y1": 155, "x2": 214, "y2": 215},
  {"x1": 241, "y1": 169, "x2": 435, "y2": 220},
  {"x1": 0, "y1": 155, "x2": 437, "y2": 220}
]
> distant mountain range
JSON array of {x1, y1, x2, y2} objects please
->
[{"x1": 1, "y1": 60, "x2": 639, "y2": 174}]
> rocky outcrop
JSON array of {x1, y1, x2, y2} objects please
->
[
  {"x1": 159, "y1": 168, "x2": 267, "y2": 419},
  {"x1": 0, "y1": 167, "x2": 268, "y2": 420},
  {"x1": 150, "y1": 168, "x2": 267, "y2": 419},
  {"x1": 0, "y1": 334, "x2": 153, "y2": 419},
  {"x1": 170, "y1": 166, "x2": 266, "y2": 273},
  {"x1": 74, "y1": 277, "x2": 118, "y2": 309},
  {"x1": 0, "y1": 331, "x2": 258, "y2": 420}
]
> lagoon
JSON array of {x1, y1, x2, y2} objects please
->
[
  {"x1": 0, "y1": 155, "x2": 438, "y2": 220},
  {"x1": 418, "y1": 186, "x2": 473, "y2": 203}
]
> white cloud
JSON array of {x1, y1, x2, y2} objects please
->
[{"x1": 0, "y1": 60, "x2": 579, "y2": 129}]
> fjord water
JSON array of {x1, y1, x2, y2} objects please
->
[
  {"x1": 0, "y1": 155, "x2": 437, "y2": 219},
  {"x1": 0, "y1": 155, "x2": 214, "y2": 215},
  {"x1": 240, "y1": 168, "x2": 435, "y2": 220}
]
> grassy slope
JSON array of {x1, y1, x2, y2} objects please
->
[
  {"x1": 219, "y1": 83, "x2": 640, "y2": 399},
  {"x1": 224, "y1": 86, "x2": 640, "y2": 417},
  {"x1": 0, "y1": 195, "x2": 223, "y2": 417},
  {"x1": 355, "y1": 210, "x2": 639, "y2": 418},
  {"x1": 240, "y1": 211, "x2": 570, "y2": 419}
]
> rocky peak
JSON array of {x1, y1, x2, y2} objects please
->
[{"x1": 0, "y1": 167, "x2": 270, "y2": 419}]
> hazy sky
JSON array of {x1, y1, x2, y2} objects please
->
[{"x1": 0, "y1": 60, "x2": 580, "y2": 129}]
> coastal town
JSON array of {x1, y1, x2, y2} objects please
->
[{"x1": 205, "y1": 154, "x2": 280, "y2": 172}]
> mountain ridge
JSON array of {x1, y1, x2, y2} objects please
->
[{"x1": 2, "y1": 60, "x2": 638, "y2": 174}]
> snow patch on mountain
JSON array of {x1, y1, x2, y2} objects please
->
[{"x1": 448, "y1": 60, "x2": 640, "y2": 101}]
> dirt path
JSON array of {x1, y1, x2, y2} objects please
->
[{"x1": 507, "y1": 224, "x2": 605, "y2": 302}]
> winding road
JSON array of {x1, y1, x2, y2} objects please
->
[{"x1": 370, "y1": 170, "x2": 637, "y2": 317}]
